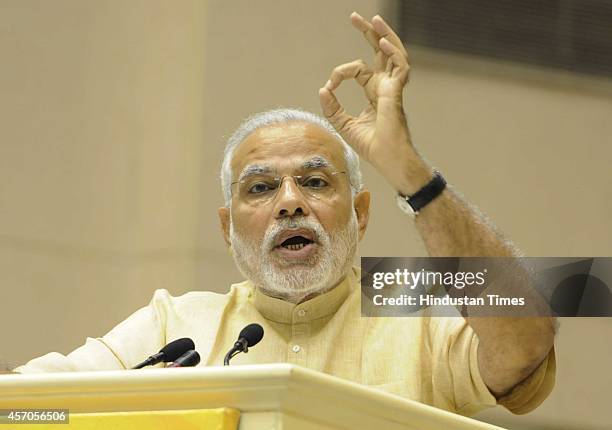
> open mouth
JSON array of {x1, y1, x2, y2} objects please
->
[
  {"x1": 271, "y1": 229, "x2": 318, "y2": 260},
  {"x1": 278, "y1": 236, "x2": 314, "y2": 251}
]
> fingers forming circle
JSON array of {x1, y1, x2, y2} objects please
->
[{"x1": 327, "y1": 60, "x2": 377, "y2": 104}]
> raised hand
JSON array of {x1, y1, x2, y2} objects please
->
[{"x1": 319, "y1": 12, "x2": 431, "y2": 195}]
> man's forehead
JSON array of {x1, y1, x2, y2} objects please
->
[{"x1": 230, "y1": 122, "x2": 346, "y2": 175}]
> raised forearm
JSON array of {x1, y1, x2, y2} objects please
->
[
  {"x1": 406, "y1": 157, "x2": 555, "y2": 395},
  {"x1": 414, "y1": 182, "x2": 516, "y2": 258},
  {"x1": 393, "y1": 143, "x2": 519, "y2": 258}
]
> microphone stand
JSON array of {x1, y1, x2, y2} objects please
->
[{"x1": 224, "y1": 338, "x2": 248, "y2": 366}]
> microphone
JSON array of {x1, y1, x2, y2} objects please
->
[
  {"x1": 167, "y1": 350, "x2": 200, "y2": 368},
  {"x1": 224, "y1": 323, "x2": 264, "y2": 366},
  {"x1": 132, "y1": 338, "x2": 195, "y2": 369}
]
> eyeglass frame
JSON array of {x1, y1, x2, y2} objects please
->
[{"x1": 229, "y1": 170, "x2": 350, "y2": 203}]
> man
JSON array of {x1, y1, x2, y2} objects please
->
[{"x1": 8, "y1": 13, "x2": 555, "y2": 416}]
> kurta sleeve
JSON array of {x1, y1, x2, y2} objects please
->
[{"x1": 430, "y1": 317, "x2": 555, "y2": 416}]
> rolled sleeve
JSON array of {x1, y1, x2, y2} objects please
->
[
  {"x1": 496, "y1": 347, "x2": 556, "y2": 414},
  {"x1": 431, "y1": 317, "x2": 556, "y2": 416}
]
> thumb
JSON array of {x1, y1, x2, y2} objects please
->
[{"x1": 318, "y1": 87, "x2": 353, "y2": 132}]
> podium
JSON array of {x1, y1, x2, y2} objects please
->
[{"x1": 0, "y1": 364, "x2": 504, "y2": 429}]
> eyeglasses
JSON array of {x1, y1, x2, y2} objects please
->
[{"x1": 230, "y1": 171, "x2": 348, "y2": 206}]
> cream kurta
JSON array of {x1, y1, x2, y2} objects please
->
[{"x1": 14, "y1": 267, "x2": 555, "y2": 416}]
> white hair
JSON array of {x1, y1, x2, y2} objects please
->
[{"x1": 220, "y1": 108, "x2": 363, "y2": 206}]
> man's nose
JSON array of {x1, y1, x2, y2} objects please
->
[{"x1": 273, "y1": 177, "x2": 310, "y2": 219}]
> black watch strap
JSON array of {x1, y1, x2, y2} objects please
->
[{"x1": 400, "y1": 171, "x2": 446, "y2": 214}]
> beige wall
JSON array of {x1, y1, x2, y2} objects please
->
[
  {"x1": 0, "y1": 1, "x2": 610, "y2": 429},
  {"x1": 0, "y1": 0, "x2": 208, "y2": 366}
]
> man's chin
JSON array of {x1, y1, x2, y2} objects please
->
[
  {"x1": 265, "y1": 257, "x2": 327, "y2": 281},
  {"x1": 260, "y1": 266, "x2": 332, "y2": 299}
]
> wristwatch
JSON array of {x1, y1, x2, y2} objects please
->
[{"x1": 396, "y1": 171, "x2": 446, "y2": 218}]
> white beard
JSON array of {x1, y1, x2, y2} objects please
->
[{"x1": 229, "y1": 211, "x2": 358, "y2": 303}]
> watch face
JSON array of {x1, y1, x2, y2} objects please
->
[{"x1": 396, "y1": 194, "x2": 416, "y2": 218}]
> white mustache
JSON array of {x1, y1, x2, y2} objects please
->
[{"x1": 263, "y1": 218, "x2": 326, "y2": 252}]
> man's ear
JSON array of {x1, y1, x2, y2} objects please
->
[
  {"x1": 218, "y1": 206, "x2": 231, "y2": 247},
  {"x1": 353, "y1": 190, "x2": 370, "y2": 241}
]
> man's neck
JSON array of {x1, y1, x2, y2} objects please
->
[{"x1": 257, "y1": 272, "x2": 349, "y2": 304}]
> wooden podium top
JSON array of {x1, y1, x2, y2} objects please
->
[{"x1": 0, "y1": 364, "x2": 503, "y2": 429}]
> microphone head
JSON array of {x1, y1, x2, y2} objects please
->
[
  {"x1": 172, "y1": 350, "x2": 200, "y2": 367},
  {"x1": 160, "y1": 338, "x2": 195, "y2": 362},
  {"x1": 239, "y1": 323, "x2": 264, "y2": 347}
]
